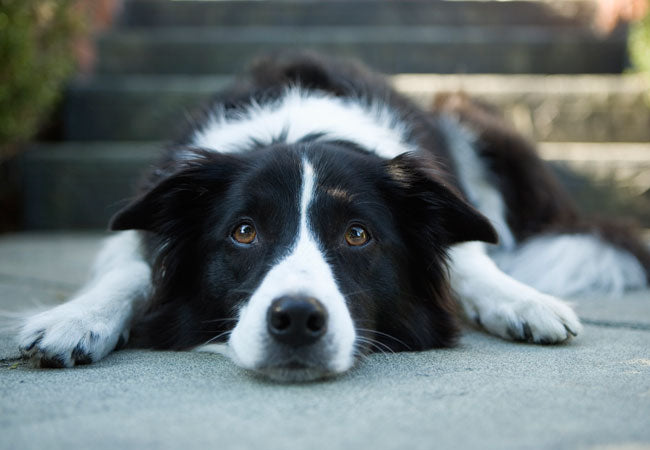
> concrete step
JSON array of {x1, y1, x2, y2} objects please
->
[
  {"x1": 64, "y1": 74, "x2": 650, "y2": 142},
  {"x1": 21, "y1": 142, "x2": 159, "y2": 229},
  {"x1": 396, "y1": 74, "x2": 650, "y2": 142},
  {"x1": 118, "y1": 0, "x2": 598, "y2": 28},
  {"x1": 21, "y1": 141, "x2": 650, "y2": 229},
  {"x1": 539, "y1": 142, "x2": 650, "y2": 228},
  {"x1": 94, "y1": 26, "x2": 626, "y2": 75},
  {"x1": 64, "y1": 76, "x2": 232, "y2": 142}
]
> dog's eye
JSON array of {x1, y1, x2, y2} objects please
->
[
  {"x1": 345, "y1": 225, "x2": 370, "y2": 247},
  {"x1": 232, "y1": 223, "x2": 257, "y2": 245}
]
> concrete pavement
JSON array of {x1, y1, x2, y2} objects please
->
[{"x1": 1, "y1": 233, "x2": 649, "y2": 450}]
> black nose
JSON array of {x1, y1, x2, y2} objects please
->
[{"x1": 267, "y1": 296, "x2": 328, "y2": 347}]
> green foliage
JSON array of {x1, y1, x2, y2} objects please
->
[
  {"x1": 0, "y1": 0, "x2": 82, "y2": 160},
  {"x1": 630, "y1": 10, "x2": 650, "y2": 72},
  {"x1": 629, "y1": 8, "x2": 650, "y2": 73}
]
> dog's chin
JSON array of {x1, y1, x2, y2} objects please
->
[
  {"x1": 201, "y1": 342, "x2": 349, "y2": 382},
  {"x1": 253, "y1": 361, "x2": 339, "y2": 383}
]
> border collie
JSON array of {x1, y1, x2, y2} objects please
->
[{"x1": 18, "y1": 53, "x2": 650, "y2": 381}]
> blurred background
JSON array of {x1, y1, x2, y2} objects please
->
[{"x1": 0, "y1": 0, "x2": 649, "y2": 233}]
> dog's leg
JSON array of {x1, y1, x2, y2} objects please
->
[
  {"x1": 448, "y1": 242, "x2": 582, "y2": 344},
  {"x1": 18, "y1": 230, "x2": 151, "y2": 367}
]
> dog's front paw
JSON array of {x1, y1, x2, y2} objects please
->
[
  {"x1": 473, "y1": 293, "x2": 582, "y2": 345},
  {"x1": 18, "y1": 304, "x2": 126, "y2": 368}
]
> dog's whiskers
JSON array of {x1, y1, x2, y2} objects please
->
[
  {"x1": 200, "y1": 317, "x2": 238, "y2": 324},
  {"x1": 355, "y1": 328, "x2": 411, "y2": 351},
  {"x1": 354, "y1": 336, "x2": 395, "y2": 355},
  {"x1": 342, "y1": 288, "x2": 373, "y2": 297},
  {"x1": 351, "y1": 347, "x2": 372, "y2": 363},
  {"x1": 201, "y1": 330, "x2": 233, "y2": 346},
  {"x1": 229, "y1": 288, "x2": 257, "y2": 296}
]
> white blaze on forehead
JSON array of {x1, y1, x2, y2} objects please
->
[
  {"x1": 300, "y1": 161, "x2": 315, "y2": 234},
  {"x1": 192, "y1": 88, "x2": 415, "y2": 160},
  {"x1": 229, "y1": 159, "x2": 356, "y2": 373}
]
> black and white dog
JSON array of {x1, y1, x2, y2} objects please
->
[{"x1": 19, "y1": 53, "x2": 650, "y2": 381}]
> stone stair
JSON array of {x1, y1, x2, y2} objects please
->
[
  {"x1": 101, "y1": 0, "x2": 624, "y2": 75},
  {"x1": 95, "y1": 25, "x2": 625, "y2": 75},
  {"x1": 65, "y1": 74, "x2": 650, "y2": 142},
  {"x1": 118, "y1": 0, "x2": 598, "y2": 28},
  {"x1": 22, "y1": 0, "x2": 650, "y2": 229}
]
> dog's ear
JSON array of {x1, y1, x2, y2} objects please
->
[
  {"x1": 110, "y1": 153, "x2": 241, "y2": 234},
  {"x1": 383, "y1": 153, "x2": 498, "y2": 245}
]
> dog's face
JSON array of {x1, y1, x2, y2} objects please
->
[{"x1": 111, "y1": 142, "x2": 496, "y2": 381}]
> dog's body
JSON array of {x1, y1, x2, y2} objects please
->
[{"x1": 19, "y1": 54, "x2": 650, "y2": 381}]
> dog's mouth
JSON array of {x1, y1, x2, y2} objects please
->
[
  {"x1": 198, "y1": 340, "x2": 349, "y2": 382},
  {"x1": 254, "y1": 357, "x2": 338, "y2": 382}
]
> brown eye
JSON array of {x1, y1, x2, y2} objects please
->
[
  {"x1": 232, "y1": 223, "x2": 257, "y2": 245},
  {"x1": 345, "y1": 225, "x2": 370, "y2": 247}
]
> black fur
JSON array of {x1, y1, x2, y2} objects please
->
[
  {"x1": 110, "y1": 51, "x2": 649, "y2": 364},
  {"x1": 433, "y1": 92, "x2": 650, "y2": 282},
  {"x1": 113, "y1": 140, "x2": 495, "y2": 352}
]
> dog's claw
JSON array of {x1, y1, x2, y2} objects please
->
[
  {"x1": 39, "y1": 354, "x2": 67, "y2": 369},
  {"x1": 71, "y1": 345, "x2": 93, "y2": 365},
  {"x1": 564, "y1": 324, "x2": 577, "y2": 337},
  {"x1": 20, "y1": 331, "x2": 44, "y2": 355}
]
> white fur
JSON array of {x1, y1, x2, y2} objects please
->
[
  {"x1": 439, "y1": 116, "x2": 516, "y2": 250},
  {"x1": 194, "y1": 343, "x2": 230, "y2": 357},
  {"x1": 192, "y1": 87, "x2": 416, "y2": 159},
  {"x1": 439, "y1": 119, "x2": 583, "y2": 342},
  {"x1": 449, "y1": 242, "x2": 583, "y2": 343},
  {"x1": 18, "y1": 231, "x2": 151, "y2": 367},
  {"x1": 228, "y1": 160, "x2": 356, "y2": 374},
  {"x1": 492, "y1": 234, "x2": 647, "y2": 297},
  {"x1": 19, "y1": 84, "x2": 627, "y2": 373}
]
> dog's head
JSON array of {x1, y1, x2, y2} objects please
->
[{"x1": 111, "y1": 142, "x2": 496, "y2": 381}]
